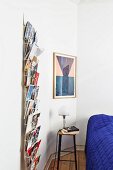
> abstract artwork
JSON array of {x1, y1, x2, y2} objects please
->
[{"x1": 53, "y1": 52, "x2": 77, "y2": 98}]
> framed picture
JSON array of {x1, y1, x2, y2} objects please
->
[{"x1": 53, "y1": 52, "x2": 77, "y2": 99}]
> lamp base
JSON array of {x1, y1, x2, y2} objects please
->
[{"x1": 63, "y1": 115, "x2": 66, "y2": 128}]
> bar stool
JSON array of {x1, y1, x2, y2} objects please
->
[{"x1": 57, "y1": 129, "x2": 79, "y2": 170}]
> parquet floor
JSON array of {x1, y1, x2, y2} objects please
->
[{"x1": 48, "y1": 150, "x2": 86, "y2": 170}]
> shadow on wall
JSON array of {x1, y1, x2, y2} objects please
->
[
  {"x1": 46, "y1": 109, "x2": 59, "y2": 158},
  {"x1": 46, "y1": 131, "x2": 57, "y2": 157},
  {"x1": 75, "y1": 118, "x2": 88, "y2": 146}
]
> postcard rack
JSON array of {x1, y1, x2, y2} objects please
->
[{"x1": 22, "y1": 21, "x2": 42, "y2": 170}]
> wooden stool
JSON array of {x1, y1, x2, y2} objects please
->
[{"x1": 57, "y1": 130, "x2": 79, "y2": 170}]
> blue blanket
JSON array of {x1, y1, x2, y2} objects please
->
[{"x1": 86, "y1": 114, "x2": 113, "y2": 170}]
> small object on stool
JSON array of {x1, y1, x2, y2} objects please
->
[{"x1": 62, "y1": 126, "x2": 79, "y2": 133}]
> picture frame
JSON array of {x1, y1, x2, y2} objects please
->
[{"x1": 53, "y1": 52, "x2": 77, "y2": 99}]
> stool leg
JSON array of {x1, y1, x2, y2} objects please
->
[
  {"x1": 57, "y1": 135, "x2": 62, "y2": 170},
  {"x1": 73, "y1": 135, "x2": 77, "y2": 170}
]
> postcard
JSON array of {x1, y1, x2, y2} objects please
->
[
  {"x1": 33, "y1": 99, "x2": 39, "y2": 112},
  {"x1": 24, "y1": 100, "x2": 39, "y2": 125},
  {"x1": 31, "y1": 113, "x2": 40, "y2": 130},
  {"x1": 29, "y1": 43, "x2": 43, "y2": 60},
  {"x1": 27, "y1": 139, "x2": 41, "y2": 156},
  {"x1": 24, "y1": 59, "x2": 32, "y2": 73},
  {"x1": 24, "y1": 21, "x2": 36, "y2": 45},
  {"x1": 26, "y1": 125, "x2": 40, "y2": 142},
  {"x1": 31, "y1": 155, "x2": 41, "y2": 170},
  {"x1": 24, "y1": 100, "x2": 35, "y2": 120},
  {"x1": 26, "y1": 114, "x2": 33, "y2": 134},
  {"x1": 26, "y1": 85, "x2": 35, "y2": 101},
  {"x1": 31, "y1": 63, "x2": 38, "y2": 77},
  {"x1": 26, "y1": 131, "x2": 33, "y2": 142},
  {"x1": 31, "y1": 86, "x2": 39, "y2": 101},
  {"x1": 32, "y1": 56, "x2": 38, "y2": 67},
  {"x1": 26, "y1": 112, "x2": 40, "y2": 134},
  {"x1": 25, "y1": 73, "x2": 39, "y2": 87},
  {"x1": 25, "y1": 156, "x2": 32, "y2": 168},
  {"x1": 25, "y1": 131, "x2": 32, "y2": 152},
  {"x1": 31, "y1": 125, "x2": 41, "y2": 145},
  {"x1": 31, "y1": 60, "x2": 39, "y2": 77},
  {"x1": 23, "y1": 42, "x2": 31, "y2": 59},
  {"x1": 34, "y1": 72, "x2": 39, "y2": 86},
  {"x1": 34, "y1": 155, "x2": 41, "y2": 166},
  {"x1": 24, "y1": 69, "x2": 31, "y2": 87},
  {"x1": 26, "y1": 125, "x2": 41, "y2": 151}
]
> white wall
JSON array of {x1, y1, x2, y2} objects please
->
[
  {"x1": 2, "y1": 0, "x2": 113, "y2": 169},
  {"x1": 23, "y1": 2, "x2": 78, "y2": 169},
  {"x1": 0, "y1": 0, "x2": 78, "y2": 170},
  {"x1": 0, "y1": 2, "x2": 22, "y2": 170},
  {"x1": 77, "y1": 1, "x2": 113, "y2": 145}
]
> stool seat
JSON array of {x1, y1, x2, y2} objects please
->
[
  {"x1": 57, "y1": 129, "x2": 79, "y2": 170},
  {"x1": 58, "y1": 129, "x2": 79, "y2": 135}
]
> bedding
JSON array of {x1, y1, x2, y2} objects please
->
[{"x1": 85, "y1": 114, "x2": 113, "y2": 170}]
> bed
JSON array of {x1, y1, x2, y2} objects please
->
[{"x1": 85, "y1": 114, "x2": 113, "y2": 170}]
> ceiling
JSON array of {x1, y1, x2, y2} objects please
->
[{"x1": 70, "y1": 0, "x2": 113, "y2": 4}]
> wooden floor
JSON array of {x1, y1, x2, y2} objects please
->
[{"x1": 48, "y1": 150, "x2": 86, "y2": 170}]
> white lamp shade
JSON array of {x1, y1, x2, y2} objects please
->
[{"x1": 58, "y1": 106, "x2": 69, "y2": 116}]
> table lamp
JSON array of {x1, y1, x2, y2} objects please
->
[{"x1": 58, "y1": 106, "x2": 69, "y2": 128}]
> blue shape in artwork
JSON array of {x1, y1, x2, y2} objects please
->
[
  {"x1": 56, "y1": 76, "x2": 63, "y2": 96},
  {"x1": 68, "y1": 77, "x2": 74, "y2": 95},
  {"x1": 56, "y1": 76, "x2": 74, "y2": 96},
  {"x1": 62, "y1": 75, "x2": 68, "y2": 95}
]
